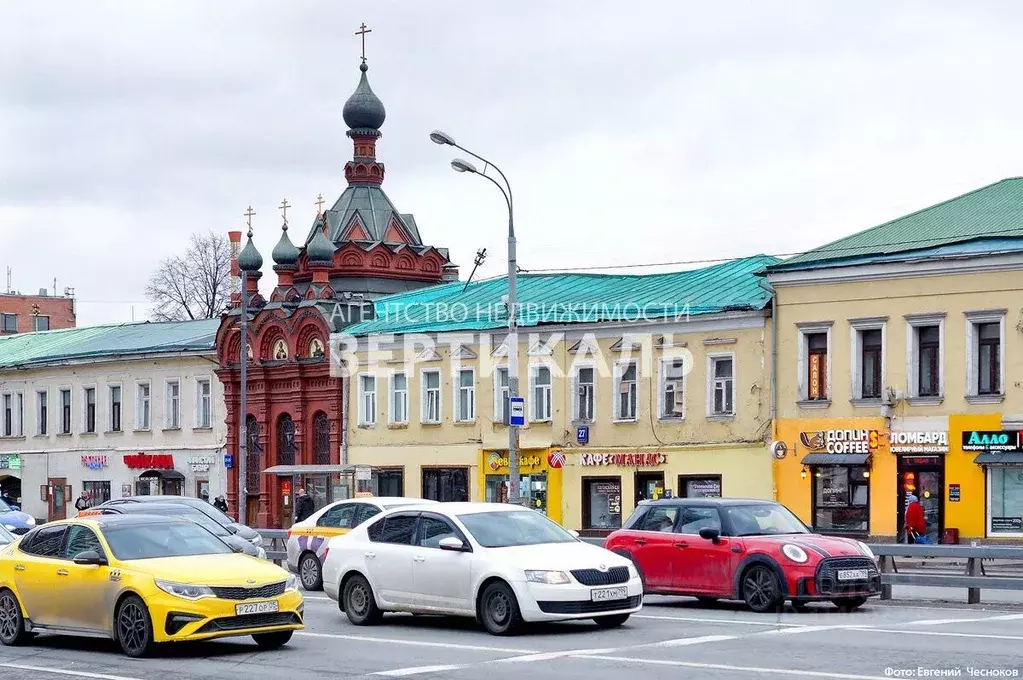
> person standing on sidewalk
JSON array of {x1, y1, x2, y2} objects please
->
[
  {"x1": 905, "y1": 493, "x2": 927, "y2": 543},
  {"x1": 295, "y1": 487, "x2": 314, "y2": 522}
]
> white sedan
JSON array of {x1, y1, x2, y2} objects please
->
[{"x1": 322, "y1": 502, "x2": 643, "y2": 635}]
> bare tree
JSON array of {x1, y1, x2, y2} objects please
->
[{"x1": 146, "y1": 231, "x2": 232, "y2": 321}]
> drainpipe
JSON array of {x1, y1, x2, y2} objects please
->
[
  {"x1": 341, "y1": 359, "x2": 350, "y2": 467},
  {"x1": 770, "y1": 288, "x2": 778, "y2": 438}
]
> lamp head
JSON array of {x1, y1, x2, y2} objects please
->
[
  {"x1": 451, "y1": 158, "x2": 478, "y2": 174},
  {"x1": 430, "y1": 130, "x2": 456, "y2": 146}
]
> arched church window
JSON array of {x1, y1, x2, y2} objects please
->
[
  {"x1": 314, "y1": 412, "x2": 331, "y2": 465},
  {"x1": 277, "y1": 414, "x2": 296, "y2": 466}
]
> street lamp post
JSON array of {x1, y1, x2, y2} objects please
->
[
  {"x1": 430, "y1": 131, "x2": 521, "y2": 506},
  {"x1": 238, "y1": 265, "x2": 248, "y2": 526}
]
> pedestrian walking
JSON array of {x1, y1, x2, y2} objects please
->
[
  {"x1": 74, "y1": 492, "x2": 90, "y2": 513},
  {"x1": 905, "y1": 493, "x2": 927, "y2": 543},
  {"x1": 295, "y1": 487, "x2": 314, "y2": 522},
  {"x1": 213, "y1": 495, "x2": 229, "y2": 513}
]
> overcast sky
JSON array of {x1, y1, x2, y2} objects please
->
[{"x1": 2, "y1": 1, "x2": 1022, "y2": 326}]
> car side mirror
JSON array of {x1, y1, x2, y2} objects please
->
[
  {"x1": 72, "y1": 550, "x2": 107, "y2": 566},
  {"x1": 438, "y1": 537, "x2": 469, "y2": 552},
  {"x1": 699, "y1": 527, "x2": 721, "y2": 543}
]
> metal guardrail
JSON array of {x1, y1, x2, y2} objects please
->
[{"x1": 259, "y1": 529, "x2": 288, "y2": 565}]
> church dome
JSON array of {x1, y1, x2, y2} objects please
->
[
  {"x1": 238, "y1": 231, "x2": 263, "y2": 272},
  {"x1": 271, "y1": 223, "x2": 300, "y2": 266},
  {"x1": 306, "y1": 227, "x2": 336, "y2": 265},
  {"x1": 342, "y1": 63, "x2": 386, "y2": 131}
]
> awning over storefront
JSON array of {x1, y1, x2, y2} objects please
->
[
  {"x1": 138, "y1": 469, "x2": 185, "y2": 480},
  {"x1": 262, "y1": 464, "x2": 372, "y2": 476},
  {"x1": 800, "y1": 453, "x2": 870, "y2": 465},
  {"x1": 973, "y1": 452, "x2": 1023, "y2": 466}
]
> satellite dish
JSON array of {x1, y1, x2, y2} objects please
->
[{"x1": 770, "y1": 440, "x2": 788, "y2": 460}]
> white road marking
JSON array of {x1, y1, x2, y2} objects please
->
[
  {"x1": 757, "y1": 624, "x2": 867, "y2": 635},
  {"x1": 296, "y1": 631, "x2": 537, "y2": 654},
  {"x1": 906, "y1": 617, "x2": 993, "y2": 625},
  {"x1": 493, "y1": 647, "x2": 620, "y2": 663},
  {"x1": 633, "y1": 614, "x2": 804, "y2": 627},
  {"x1": 579, "y1": 655, "x2": 889, "y2": 679},
  {"x1": 0, "y1": 663, "x2": 143, "y2": 680},
  {"x1": 858, "y1": 627, "x2": 1023, "y2": 642},
  {"x1": 372, "y1": 664, "x2": 469, "y2": 676},
  {"x1": 655, "y1": 634, "x2": 738, "y2": 646}
]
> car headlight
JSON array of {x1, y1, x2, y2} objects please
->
[
  {"x1": 524, "y1": 570, "x2": 571, "y2": 585},
  {"x1": 285, "y1": 574, "x2": 299, "y2": 592},
  {"x1": 781, "y1": 544, "x2": 809, "y2": 564},
  {"x1": 858, "y1": 542, "x2": 875, "y2": 560},
  {"x1": 24, "y1": 517, "x2": 34, "y2": 526},
  {"x1": 155, "y1": 579, "x2": 215, "y2": 600}
]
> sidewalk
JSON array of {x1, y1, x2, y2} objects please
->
[{"x1": 890, "y1": 584, "x2": 1023, "y2": 606}]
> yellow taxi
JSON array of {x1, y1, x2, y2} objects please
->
[
  {"x1": 0, "y1": 514, "x2": 303, "y2": 657},
  {"x1": 287, "y1": 496, "x2": 434, "y2": 590}
]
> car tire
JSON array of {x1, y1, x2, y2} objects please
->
[
  {"x1": 299, "y1": 553, "x2": 323, "y2": 591},
  {"x1": 478, "y1": 581, "x2": 523, "y2": 636},
  {"x1": 343, "y1": 574, "x2": 383, "y2": 625},
  {"x1": 0, "y1": 589, "x2": 30, "y2": 647},
  {"x1": 252, "y1": 630, "x2": 294, "y2": 649},
  {"x1": 741, "y1": 564, "x2": 784, "y2": 613},
  {"x1": 832, "y1": 596, "x2": 868, "y2": 611},
  {"x1": 115, "y1": 595, "x2": 156, "y2": 658},
  {"x1": 593, "y1": 613, "x2": 630, "y2": 628},
  {"x1": 696, "y1": 597, "x2": 718, "y2": 606}
]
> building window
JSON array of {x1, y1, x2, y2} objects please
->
[
  {"x1": 908, "y1": 319, "x2": 943, "y2": 400},
  {"x1": 37, "y1": 390, "x2": 47, "y2": 435},
  {"x1": 389, "y1": 373, "x2": 408, "y2": 424},
  {"x1": 965, "y1": 311, "x2": 1005, "y2": 400},
  {"x1": 812, "y1": 465, "x2": 869, "y2": 534},
  {"x1": 109, "y1": 385, "x2": 121, "y2": 432},
  {"x1": 84, "y1": 387, "x2": 96, "y2": 433},
  {"x1": 530, "y1": 365, "x2": 552, "y2": 422},
  {"x1": 455, "y1": 369, "x2": 475, "y2": 422},
  {"x1": 164, "y1": 380, "x2": 180, "y2": 429},
  {"x1": 82, "y1": 481, "x2": 111, "y2": 505},
  {"x1": 358, "y1": 375, "x2": 377, "y2": 426},
  {"x1": 2, "y1": 394, "x2": 11, "y2": 437},
  {"x1": 493, "y1": 367, "x2": 509, "y2": 423},
  {"x1": 797, "y1": 323, "x2": 832, "y2": 404},
  {"x1": 195, "y1": 378, "x2": 211, "y2": 429},
  {"x1": 372, "y1": 469, "x2": 404, "y2": 496},
  {"x1": 849, "y1": 318, "x2": 886, "y2": 402},
  {"x1": 988, "y1": 468, "x2": 1023, "y2": 535},
  {"x1": 660, "y1": 358, "x2": 686, "y2": 419},
  {"x1": 708, "y1": 355, "x2": 734, "y2": 416},
  {"x1": 613, "y1": 361, "x2": 638, "y2": 421},
  {"x1": 33, "y1": 316, "x2": 49, "y2": 332},
  {"x1": 276, "y1": 413, "x2": 296, "y2": 466},
  {"x1": 679, "y1": 475, "x2": 722, "y2": 498},
  {"x1": 245, "y1": 414, "x2": 261, "y2": 491},
  {"x1": 422, "y1": 468, "x2": 469, "y2": 502},
  {"x1": 60, "y1": 388, "x2": 71, "y2": 434},
  {"x1": 582, "y1": 477, "x2": 622, "y2": 531},
  {"x1": 136, "y1": 382, "x2": 151, "y2": 430},
  {"x1": 572, "y1": 365, "x2": 595, "y2": 422},
  {"x1": 313, "y1": 411, "x2": 331, "y2": 465},
  {"x1": 1, "y1": 313, "x2": 17, "y2": 333},
  {"x1": 421, "y1": 370, "x2": 441, "y2": 424}
]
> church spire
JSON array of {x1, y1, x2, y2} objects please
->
[{"x1": 342, "y1": 23, "x2": 386, "y2": 187}]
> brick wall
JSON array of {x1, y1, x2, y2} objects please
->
[{"x1": 0, "y1": 294, "x2": 75, "y2": 334}]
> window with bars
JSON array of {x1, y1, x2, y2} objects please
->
[
  {"x1": 276, "y1": 414, "x2": 296, "y2": 466},
  {"x1": 245, "y1": 414, "x2": 261, "y2": 490},
  {"x1": 314, "y1": 412, "x2": 331, "y2": 465}
]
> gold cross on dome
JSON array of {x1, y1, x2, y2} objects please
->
[
  {"x1": 279, "y1": 198, "x2": 291, "y2": 225},
  {"x1": 315, "y1": 193, "x2": 325, "y2": 215},
  {"x1": 243, "y1": 206, "x2": 256, "y2": 233},
  {"x1": 356, "y1": 22, "x2": 372, "y2": 63}
]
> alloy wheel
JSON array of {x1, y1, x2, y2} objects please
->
[
  {"x1": 118, "y1": 601, "x2": 148, "y2": 654},
  {"x1": 0, "y1": 592, "x2": 20, "y2": 643},
  {"x1": 743, "y1": 566, "x2": 779, "y2": 611}
]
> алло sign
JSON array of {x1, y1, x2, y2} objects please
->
[{"x1": 962, "y1": 430, "x2": 1023, "y2": 452}]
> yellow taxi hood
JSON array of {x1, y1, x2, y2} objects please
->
[{"x1": 122, "y1": 553, "x2": 290, "y2": 586}]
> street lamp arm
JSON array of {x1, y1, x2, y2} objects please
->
[
  {"x1": 478, "y1": 171, "x2": 512, "y2": 217},
  {"x1": 454, "y1": 143, "x2": 514, "y2": 215}
]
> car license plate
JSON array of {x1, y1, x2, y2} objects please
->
[
  {"x1": 235, "y1": 600, "x2": 279, "y2": 616},
  {"x1": 837, "y1": 569, "x2": 869, "y2": 581},
  {"x1": 591, "y1": 586, "x2": 628, "y2": 602}
]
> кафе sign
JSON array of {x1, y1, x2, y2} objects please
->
[{"x1": 579, "y1": 453, "x2": 668, "y2": 467}]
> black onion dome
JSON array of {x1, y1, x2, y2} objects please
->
[
  {"x1": 271, "y1": 223, "x2": 300, "y2": 266},
  {"x1": 342, "y1": 62, "x2": 386, "y2": 130},
  {"x1": 306, "y1": 227, "x2": 336, "y2": 264},
  {"x1": 238, "y1": 232, "x2": 263, "y2": 272}
]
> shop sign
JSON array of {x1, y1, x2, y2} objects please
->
[
  {"x1": 890, "y1": 431, "x2": 949, "y2": 454},
  {"x1": 81, "y1": 455, "x2": 108, "y2": 470},
  {"x1": 187, "y1": 456, "x2": 215, "y2": 472},
  {"x1": 547, "y1": 450, "x2": 565, "y2": 469},
  {"x1": 800, "y1": 429, "x2": 880, "y2": 454},
  {"x1": 487, "y1": 452, "x2": 542, "y2": 471},
  {"x1": 579, "y1": 452, "x2": 668, "y2": 467},
  {"x1": 962, "y1": 430, "x2": 1023, "y2": 452},
  {"x1": 123, "y1": 453, "x2": 175, "y2": 469},
  {"x1": 0, "y1": 454, "x2": 20, "y2": 471},
  {"x1": 992, "y1": 517, "x2": 1023, "y2": 533},
  {"x1": 949, "y1": 483, "x2": 961, "y2": 502}
]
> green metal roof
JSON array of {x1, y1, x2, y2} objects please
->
[
  {"x1": 0, "y1": 319, "x2": 219, "y2": 370},
  {"x1": 344, "y1": 255, "x2": 778, "y2": 336},
  {"x1": 769, "y1": 177, "x2": 1023, "y2": 272}
]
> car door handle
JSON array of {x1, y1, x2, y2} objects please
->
[
  {"x1": 634, "y1": 539, "x2": 647, "y2": 545},
  {"x1": 13, "y1": 565, "x2": 24, "y2": 572},
  {"x1": 364, "y1": 552, "x2": 376, "y2": 559},
  {"x1": 674, "y1": 542, "x2": 689, "y2": 548},
  {"x1": 413, "y1": 556, "x2": 426, "y2": 563},
  {"x1": 56, "y1": 569, "x2": 69, "y2": 576}
]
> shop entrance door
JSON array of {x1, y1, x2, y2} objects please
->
[
  {"x1": 635, "y1": 471, "x2": 665, "y2": 505},
  {"x1": 897, "y1": 456, "x2": 944, "y2": 543},
  {"x1": 485, "y1": 473, "x2": 549, "y2": 515},
  {"x1": 47, "y1": 477, "x2": 68, "y2": 521}
]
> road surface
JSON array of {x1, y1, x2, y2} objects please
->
[{"x1": 1, "y1": 593, "x2": 1021, "y2": 679}]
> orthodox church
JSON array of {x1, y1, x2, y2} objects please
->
[{"x1": 215, "y1": 51, "x2": 457, "y2": 527}]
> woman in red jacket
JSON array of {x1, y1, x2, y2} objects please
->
[{"x1": 905, "y1": 493, "x2": 927, "y2": 543}]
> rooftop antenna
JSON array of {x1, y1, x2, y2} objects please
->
[
  {"x1": 5, "y1": 267, "x2": 10, "y2": 294},
  {"x1": 462, "y1": 248, "x2": 487, "y2": 292},
  {"x1": 53, "y1": 277, "x2": 57, "y2": 296}
]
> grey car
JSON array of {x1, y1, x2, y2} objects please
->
[{"x1": 100, "y1": 495, "x2": 263, "y2": 551}]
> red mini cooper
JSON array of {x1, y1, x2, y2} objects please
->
[{"x1": 604, "y1": 498, "x2": 880, "y2": 612}]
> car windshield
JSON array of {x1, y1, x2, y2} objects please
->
[
  {"x1": 457, "y1": 510, "x2": 578, "y2": 548},
  {"x1": 724, "y1": 504, "x2": 810, "y2": 536},
  {"x1": 102, "y1": 521, "x2": 234, "y2": 560}
]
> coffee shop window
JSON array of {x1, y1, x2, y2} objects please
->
[
  {"x1": 796, "y1": 322, "x2": 831, "y2": 406},
  {"x1": 812, "y1": 465, "x2": 869, "y2": 534},
  {"x1": 987, "y1": 467, "x2": 1023, "y2": 537},
  {"x1": 582, "y1": 477, "x2": 622, "y2": 533}
]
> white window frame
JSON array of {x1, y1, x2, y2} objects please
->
[
  {"x1": 135, "y1": 381, "x2": 151, "y2": 431},
  {"x1": 107, "y1": 383, "x2": 122, "y2": 432},
  {"x1": 571, "y1": 362, "x2": 596, "y2": 423},
  {"x1": 493, "y1": 365, "x2": 509, "y2": 423},
  {"x1": 358, "y1": 374, "x2": 377, "y2": 426},
  {"x1": 59, "y1": 387, "x2": 72, "y2": 434},
  {"x1": 454, "y1": 367, "x2": 476, "y2": 423},
  {"x1": 389, "y1": 372, "x2": 409, "y2": 425},
  {"x1": 796, "y1": 321, "x2": 833, "y2": 407},
  {"x1": 1, "y1": 393, "x2": 12, "y2": 437},
  {"x1": 421, "y1": 369, "x2": 442, "y2": 424},
  {"x1": 659, "y1": 357, "x2": 687, "y2": 420},
  {"x1": 905, "y1": 312, "x2": 945, "y2": 405},
  {"x1": 36, "y1": 389, "x2": 48, "y2": 436},
  {"x1": 612, "y1": 360, "x2": 639, "y2": 422},
  {"x1": 848, "y1": 317, "x2": 887, "y2": 404},
  {"x1": 529, "y1": 363, "x2": 553, "y2": 423},
  {"x1": 965, "y1": 309, "x2": 1006, "y2": 403},
  {"x1": 164, "y1": 379, "x2": 181, "y2": 429},
  {"x1": 194, "y1": 377, "x2": 212, "y2": 429},
  {"x1": 707, "y1": 353, "x2": 736, "y2": 418}
]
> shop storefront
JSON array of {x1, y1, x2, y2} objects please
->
[
  {"x1": 0, "y1": 454, "x2": 21, "y2": 505},
  {"x1": 478, "y1": 448, "x2": 564, "y2": 525},
  {"x1": 966, "y1": 429, "x2": 1023, "y2": 538}
]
